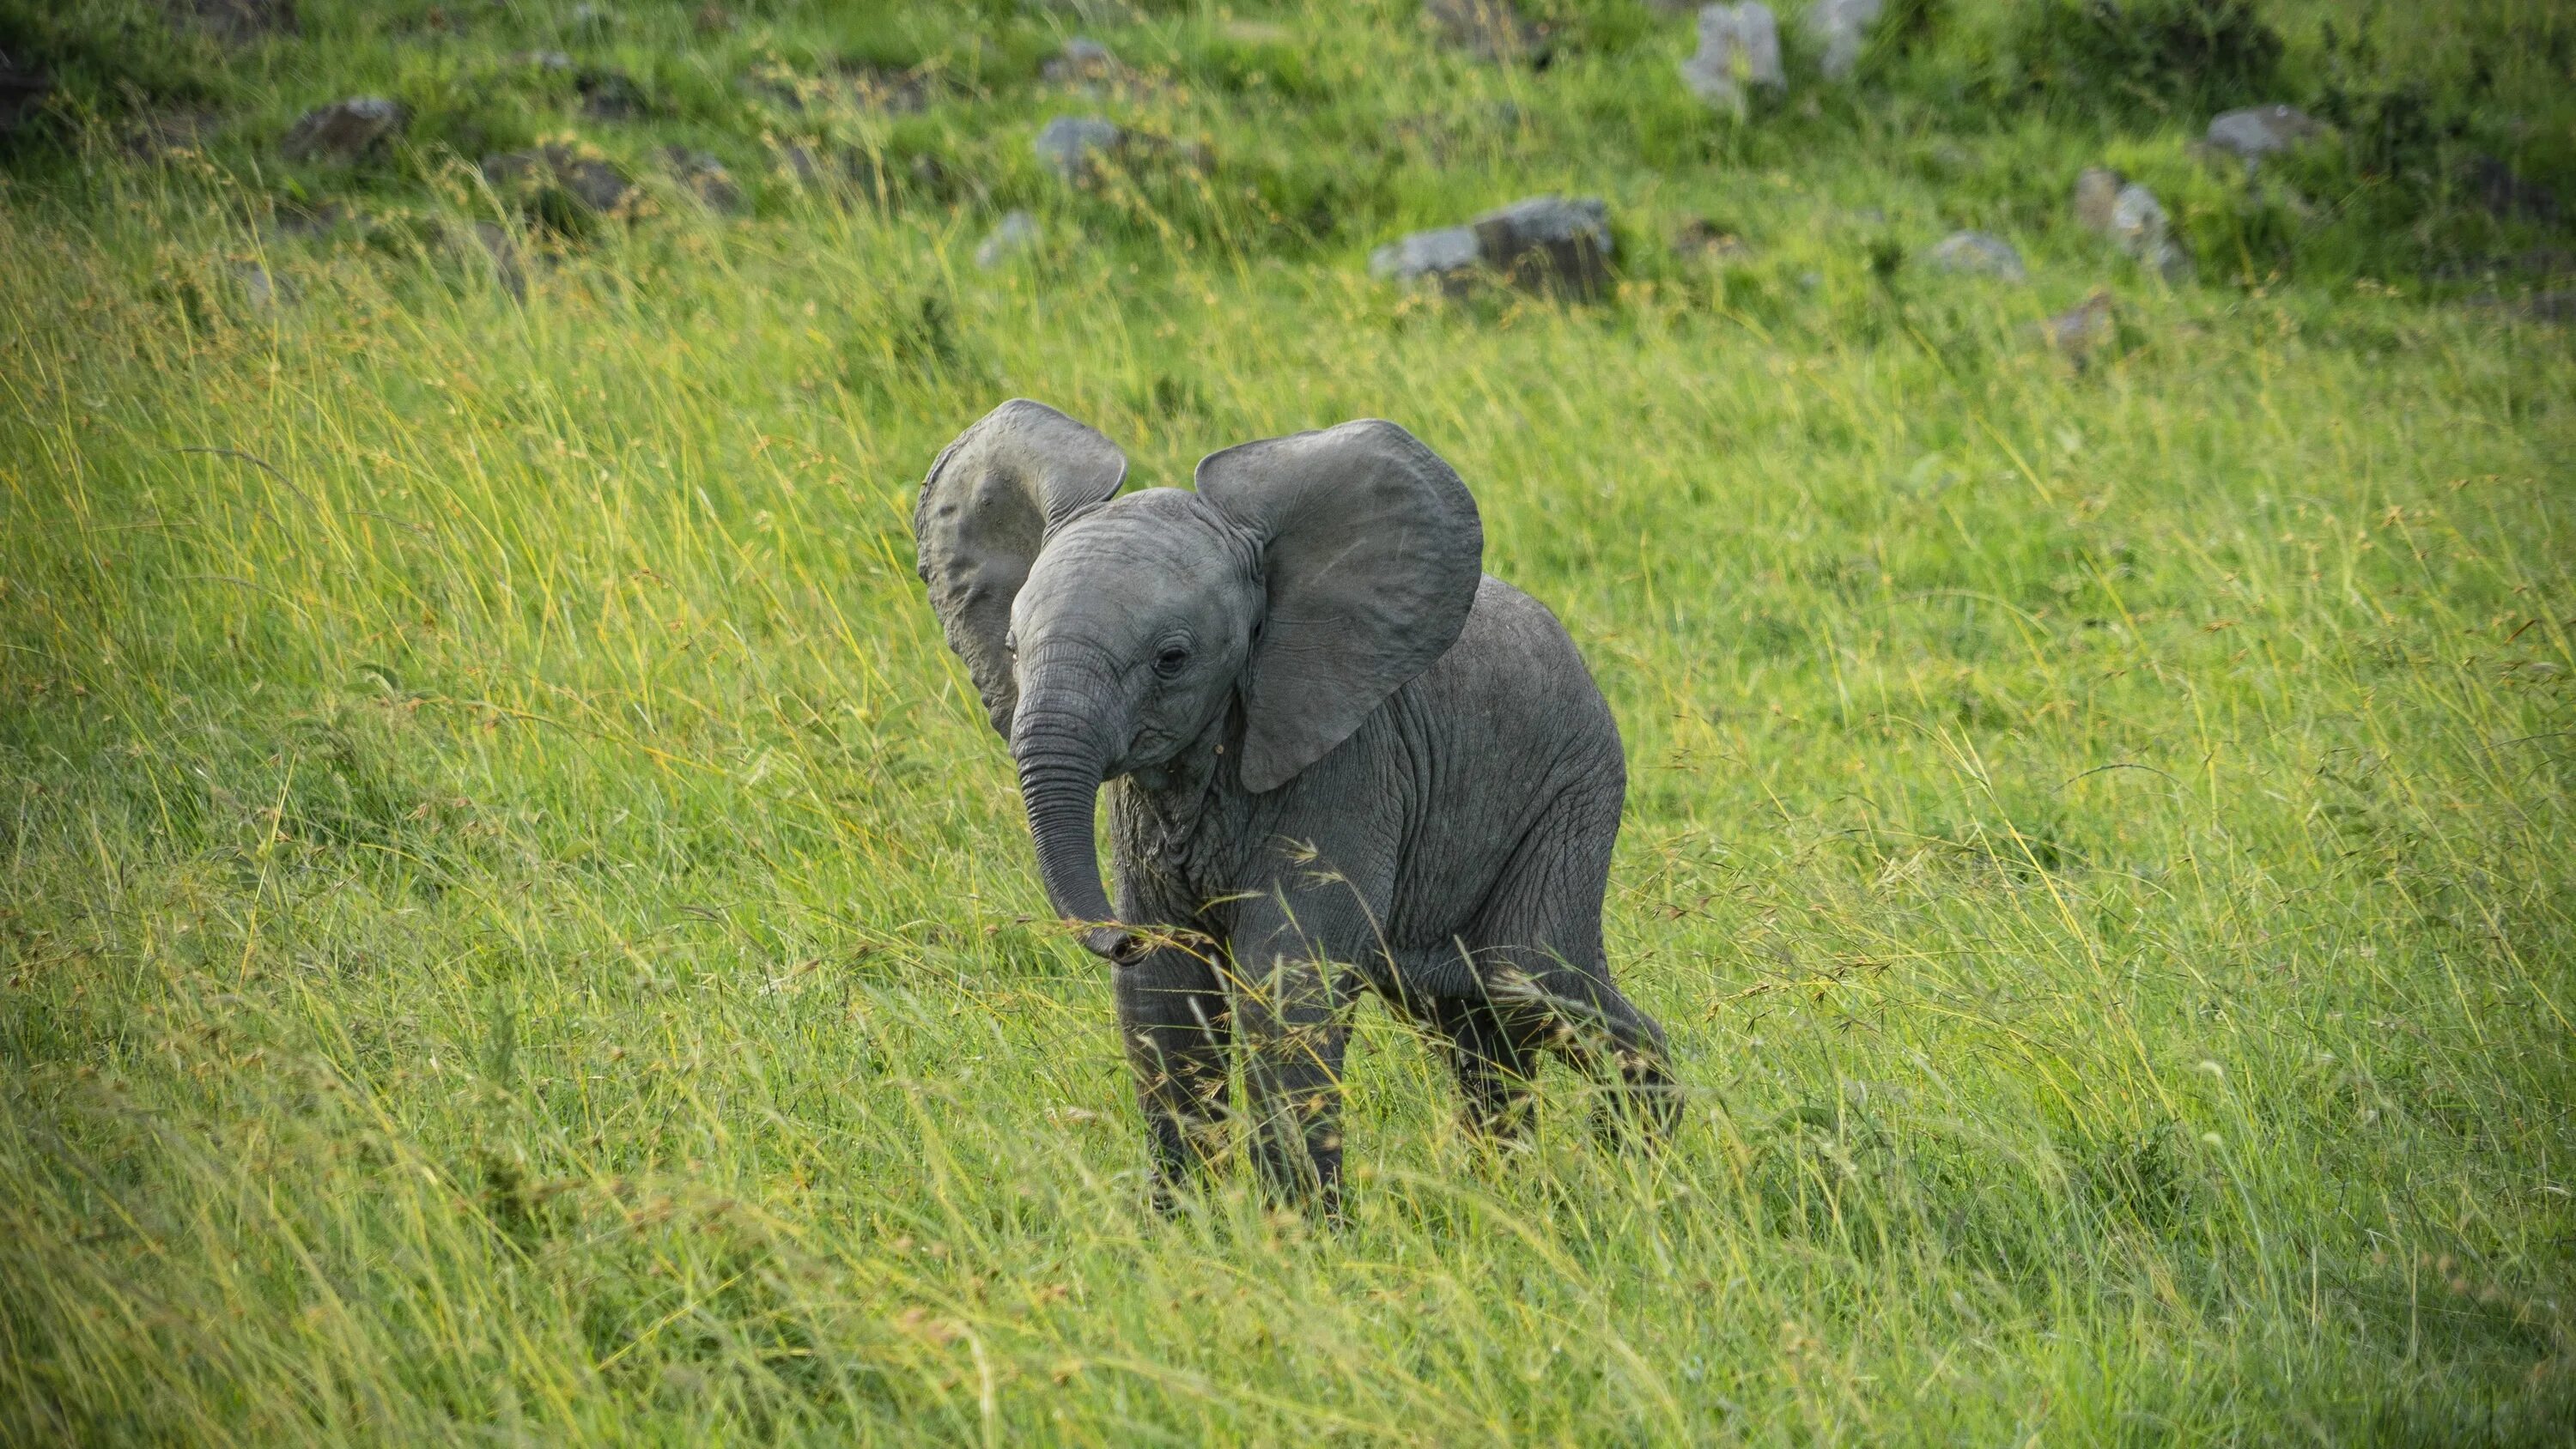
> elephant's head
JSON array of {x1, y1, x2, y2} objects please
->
[{"x1": 914, "y1": 399, "x2": 1483, "y2": 961}]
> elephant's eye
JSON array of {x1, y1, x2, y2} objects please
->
[{"x1": 1153, "y1": 643, "x2": 1191, "y2": 678}]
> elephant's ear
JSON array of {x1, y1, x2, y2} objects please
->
[
  {"x1": 914, "y1": 400, "x2": 1127, "y2": 736},
  {"x1": 1195, "y1": 420, "x2": 1483, "y2": 793}
]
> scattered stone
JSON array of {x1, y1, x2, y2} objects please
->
[
  {"x1": 568, "y1": 3, "x2": 617, "y2": 35},
  {"x1": 839, "y1": 61, "x2": 933, "y2": 113},
  {"x1": 2074, "y1": 168, "x2": 2188, "y2": 281},
  {"x1": 1474, "y1": 195, "x2": 1614, "y2": 297},
  {"x1": 2110, "y1": 183, "x2": 2189, "y2": 282},
  {"x1": 482, "y1": 143, "x2": 635, "y2": 219},
  {"x1": 510, "y1": 49, "x2": 574, "y2": 71},
  {"x1": 1372, "y1": 194, "x2": 1613, "y2": 299},
  {"x1": 280, "y1": 97, "x2": 405, "y2": 163},
  {"x1": 1806, "y1": 0, "x2": 1881, "y2": 81},
  {"x1": 747, "y1": 62, "x2": 932, "y2": 116},
  {"x1": 1426, "y1": 0, "x2": 1548, "y2": 64},
  {"x1": 470, "y1": 222, "x2": 527, "y2": 300},
  {"x1": 1922, "y1": 229, "x2": 2026, "y2": 282},
  {"x1": 2042, "y1": 289, "x2": 2115, "y2": 365},
  {"x1": 232, "y1": 261, "x2": 281, "y2": 310},
  {"x1": 2464, "y1": 155, "x2": 2558, "y2": 225},
  {"x1": 975, "y1": 209, "x2": 1042, "y2": 269},
  {"x1": 2204, "y1": 105, "x2": 2324, "y2": 169},
  {"x1": 1682, "y1": 3, "x2": 1784, "y2": 109},
  {"x1": 2072, "y1": 167, "x2": 2122, "y2": 234},
  {"x1": 270, "y1": 198, "x2": 355, "y2": 238},
  {"x1": 694, "y1": 5, "x2": 736, "y2": 34},
  {"x1": 577, "y1": 68, "x2": 649, "y2": 121},
  {"x1": 121, "y1": 106, "x2": 221, "y2": 159},
  {"x1": 1034, "y1": 114, "x2": 1124, "y2": 183},
  {"x1": 1674, "y1": 217, "x2": 1754, "y2": 264},
  {"x1": 2528, "y1": 291, "x2": 2575, "y2": 324},
  {"x1": 1370, "y1": 226, "x2": 1483, "y2": 290},
  {"x1": 1041, "y1": 37, "x2": 1119, "y2": 83},
  {"x1": 660, "y1": 146, "x2": 741, "y2": 212}
]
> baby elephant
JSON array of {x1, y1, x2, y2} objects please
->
[{"x1": 914, "y1": 400, "x2": 1675, "y2": 1210}]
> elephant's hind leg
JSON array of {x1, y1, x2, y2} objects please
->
[{"x1": 1467, "y1": 793, "x2": 1680, "y2": 1143}]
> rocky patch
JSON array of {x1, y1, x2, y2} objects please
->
[
  {"x1": 280, "y1": 97, "x2": 404, "y2": 164},
  {"x1": 1373, "y1": 194, "x2": 1613, "y2": 299}
]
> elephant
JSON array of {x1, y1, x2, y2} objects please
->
[{"x1": 914, "y1": 399, "x2": 1676, "y2": 1212}]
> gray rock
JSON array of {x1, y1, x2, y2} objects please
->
[
  {"x1": 1922, "y1": 229, "x2": 2025, "y2": 282},
  {"x1": 1370, "y1": 226, "x2": 1482, "y2": 290},
  {"x1": 576, "y1": 68, "x2": 649, "y2": 121},
  {"x1": 975, "y1": 209, "x2": 1042, "y2": 269},
  {"x1": 1474, "y1": 195, "x2": 1614, "y2": 296},
  {"x1": 1682, "y1": 3, "x2": 1783, "y2": 109},
  {"x1": 280, "y1": 96, "x2": 404, "y2": 163},
  {"x1": 2073, "y1": 167, "x2": 2123, "y2": 234},
  {"x1": 510, "y1": 50, "x2": 574, "y2": 71},
  {"x1": 482, "y1": 143, "x2": 634, "y2": 217},
  {"x1": 2076, "y1": 168, "x2": 2187, "y2": 281},
  {"x1": 1805, "y1": 0, "x2": 1882, "y2": 81},
  {"x1": 1035, "y1": 114, "x2": 1124, "y2": 183},
  {"x1": 660, "y1": 146, "x2": 741, "y2": 212},
  {"x1": 568, "y1": 3, "x2": 617, "y2": 34},
  {"x1": 841, "y1": 63, "x2": 933, "y2": 114},
  {"x1": 1426, "y1": 0, "x2": 1546, "y2": 64},
  {"x1": 467, "y1": 222, "x2": 527, "y2": 300},
  {"x1": 556, "y1": 156, "x2": 633, "y2": 213},
  {"x1": 233, "y1": 262, "x2": 280, "y2": 311},
  {"x1": 2109, "y1": 182, "x2": 2189, "y2": 282},
  {"x1": 2205, "y1": 105, "x2": 2324, "y2": 168},
  {"x1": 1674, "y1": 217, "x2": 1754, "y2": 264},
  {"x1": 1041, "y1": 37, "x2": 1118, "y2": 82},
  {"x1": 1372, "y1": 195, "x2": 1613, "y2": 299},
  {"x1": 2042, "y1": 289, "x2": 2115, "y2": 366}
]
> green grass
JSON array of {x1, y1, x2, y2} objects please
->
[{"x1": 3, "y1": 1, "x2": 2573, "y2": 1443}]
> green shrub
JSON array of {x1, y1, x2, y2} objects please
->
[{"x1": 2006, "y1": 0, "x2": 2285, "y2": 121}]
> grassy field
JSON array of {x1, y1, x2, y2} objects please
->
[{"x1": 3, "y1": 1, "x2": 2573, "y2": 1442}]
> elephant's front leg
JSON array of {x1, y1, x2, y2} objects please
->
[
  {"x1": 1227, "y1": 890, "x2": 1368, "y2": 1216},
  {"x1": 1114, "y1": 943, "x2": 1232, "y2": 1210}
]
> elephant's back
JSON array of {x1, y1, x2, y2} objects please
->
[
  {"x1": 1415, "y1": 574, "x2": 1621, "y2": 765},
  {"x1": 1377, "y1": 575, "x2": 1624, "y2": 945}
]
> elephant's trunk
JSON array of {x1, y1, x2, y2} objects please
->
[{"x1": 1012, "y1": 703, "x2": 1141, "y2": 963}]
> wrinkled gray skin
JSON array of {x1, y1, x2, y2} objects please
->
[{"x1": 915, "y1": 399, "x2": 1675, "y2": 1212}]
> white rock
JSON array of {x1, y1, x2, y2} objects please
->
[
  {"x1": 1681, "y1": 3, "x2": 1783, "y2": 109},
  {"x1": 2206, "y1": 105, "x2": 2324, "y2": 168},
  {"x1": 975, "y1": 210, "x2": 1042, "y2": 269},
  {"x1": 1034, "y1": 115, "x2": 1122, "y2": 182},
  {"x1": 1806, "y1": 0, "x2": 1882, "y2": 82},
  {"x1": 1370, "y1": 226, "x2": 1482, "y2": 283},
  {"x1": 1922, "y1": 229, "x2": 2025, "y2": 282}
]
